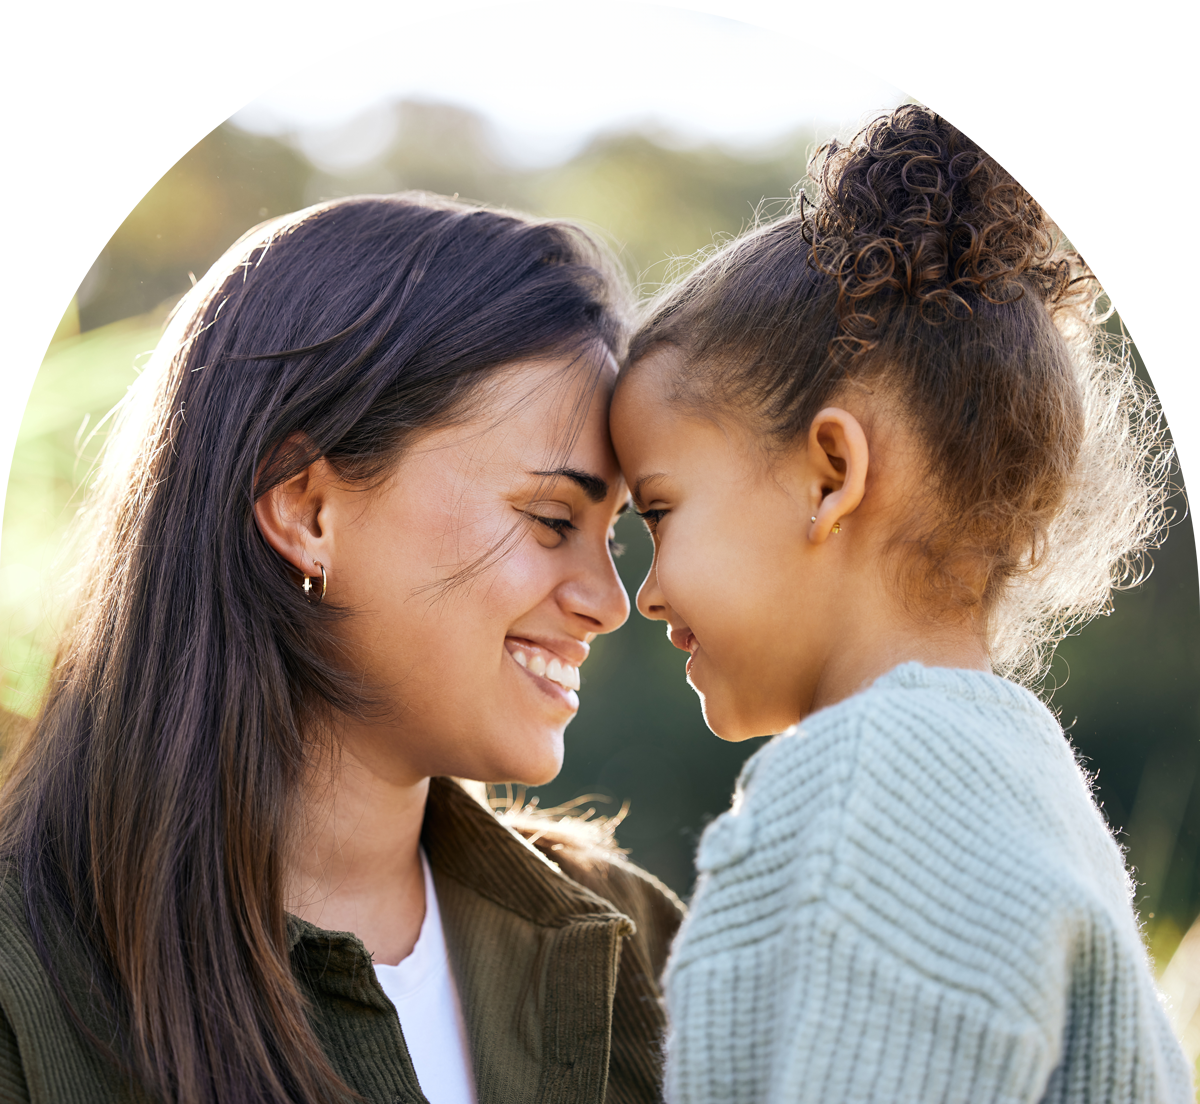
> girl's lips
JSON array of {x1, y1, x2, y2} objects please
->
[{"x1": 668, "y1": 625, "x2": 696, "y2": 654}]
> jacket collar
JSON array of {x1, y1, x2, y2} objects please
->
[
  {"x1": 420, "y1": 777, "x2": 634, "y2": 928},
  {"x1": 285, "y1": 777, "x2": 632, "y2": 953},
  {"x1": 286, "y1": 778, "x2": 635, "y2": 1104}
]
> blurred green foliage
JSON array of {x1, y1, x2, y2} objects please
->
[{"x1": 7, "y1": 102, "x2": 1199, "y2": 970}]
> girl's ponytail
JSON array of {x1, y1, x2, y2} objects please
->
[{"x1": 629, "y1": 104, "x2": 1170, "y2": 682}]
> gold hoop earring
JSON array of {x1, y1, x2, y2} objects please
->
[{"x1": 302, "y1": 561, "x2": 327, "y2": 604}]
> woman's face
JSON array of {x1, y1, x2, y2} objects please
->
[{"x1": 319, "y1": 355, "x2": 630, "y2": 787}]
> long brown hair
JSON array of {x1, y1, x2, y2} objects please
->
[{"x1": 0, "y1": 193, "x2": 630, "y2": 1104}]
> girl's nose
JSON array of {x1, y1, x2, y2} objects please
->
[{"x1": 636, "y1": 556, "x2": 669, "y2": 623}]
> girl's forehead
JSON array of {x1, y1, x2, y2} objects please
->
[{"x1": 612, "y1": 356, "x2": 678, "y2": 435}]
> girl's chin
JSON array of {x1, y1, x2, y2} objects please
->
[{"x1": 699, "y1": 695, "x2": 771, "y2": 744}]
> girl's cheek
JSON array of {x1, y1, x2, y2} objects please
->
[{"x1": 656, "y1": 542, "x2": 704, "y2": 608}]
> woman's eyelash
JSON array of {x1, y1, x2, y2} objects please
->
[
  {"x1": 523, "y1": 511, "x2": 626, "y2": 556},
  {"x1": 524, "y1": 512, "x2": 577, "y2": 536},
  {"x1": 636, "y1": 508, "x2": 667, "y2": 531}
]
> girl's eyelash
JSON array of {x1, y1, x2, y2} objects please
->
[{"x1": 636, "y1": 508, "x2": 667, "y2": 531}]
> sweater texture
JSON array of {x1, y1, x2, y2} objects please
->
[
  {"x1": 664, "y1": 663, "x2": 1192, "y2": 1104},
  {"x1": 0, "y1": 777, "x2": 684, "y2": 1104}
]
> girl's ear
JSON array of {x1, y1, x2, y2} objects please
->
[
  {"x1": 805, "y1": 407, "x2": 868, "y2": 544},
  {"x1": 253, "y1": 456, "x2": 336, "y2": 578}
]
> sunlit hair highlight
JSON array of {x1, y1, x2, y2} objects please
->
[{"x1": 628, "y1": 104, "x2": 1169, "y2": 683}]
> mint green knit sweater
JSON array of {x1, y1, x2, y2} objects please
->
[{"x1": 665, "y1": 664, "x2": 1192, "y2": 1103}]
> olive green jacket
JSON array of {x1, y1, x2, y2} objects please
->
[{"x1": 0, "y1": 777, "x2": 684, "y2": 1104}]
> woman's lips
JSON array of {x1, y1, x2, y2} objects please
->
[{"x1": 504, "y1": 638, "x2": 582, "y2": 692}]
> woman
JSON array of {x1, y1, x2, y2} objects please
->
[{"x1": 0, "y1": 194, "x2": 682, "y2": 1104}]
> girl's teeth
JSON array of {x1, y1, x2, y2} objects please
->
[{"x1": 511, "y1": 647, "x2": 580, "y2": 692}]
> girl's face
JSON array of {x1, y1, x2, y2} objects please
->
[
  {"x1": 610, "y1": 350, "x2": 837, "y2": 741},
  {"x1": 315, "y1": 355, "x2": 630, "y2": 786}
]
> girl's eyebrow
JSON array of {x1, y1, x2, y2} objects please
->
[
  {"x1": 631, "y1": 473, "x2": 666, "y2": 508},
  {"x1": 531, "y1": 467, "x2": 609, "y2": 503}
]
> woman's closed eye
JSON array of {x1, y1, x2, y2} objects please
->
[{"x1": 524, "y1": 510, "x2": 578, "y2": 542}]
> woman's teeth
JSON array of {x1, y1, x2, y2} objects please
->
[{"x1": 511, "y1": 648, "x2": 581, "y2": 691}]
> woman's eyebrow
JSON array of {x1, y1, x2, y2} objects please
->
[{"x1": 532, "y1": 468, "x2": 609, "y2": 503}]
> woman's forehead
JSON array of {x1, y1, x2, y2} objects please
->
[{"x1": 400, "y1": 355, "x2": 619, "y2": 480}]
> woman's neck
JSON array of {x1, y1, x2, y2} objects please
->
[{"x1": 287, "y1": 739, "x2": 430, "y2": 966}]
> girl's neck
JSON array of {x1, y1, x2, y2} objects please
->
[
  {"x1": 287, "y1": 736, "x2": 430, "y2": 966},
  {"x1": 807, "y1": 598, "x2": 991, "y2": 718}
]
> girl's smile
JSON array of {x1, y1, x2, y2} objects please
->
[{"x1": 611, "y1": 347, "x2": 843, "y2": 741}]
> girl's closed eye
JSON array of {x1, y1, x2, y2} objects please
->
[{"x1": 637, "y1": 508, "x2": 668, "y2": 533}]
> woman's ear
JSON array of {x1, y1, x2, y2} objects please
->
[
  {"x1": 805, "y1": 407, "x2": 868, "y2": 544},
  {"x1": 253, "y1": 457, "x2": 336, "y2": 579}
]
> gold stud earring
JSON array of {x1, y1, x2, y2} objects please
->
[{"x1": 831, "y1": 522, "x2": 842, "y2": 534}]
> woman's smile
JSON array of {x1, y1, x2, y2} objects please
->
[{"x1": 505, "y1": 636, "x2": 586, "y2": 699}]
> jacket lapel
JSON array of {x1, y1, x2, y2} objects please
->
[{"x1": 423, "y1": 779, "x2": 634, "y2": 1104}]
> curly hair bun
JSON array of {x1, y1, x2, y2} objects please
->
[
  {"x1": 809, "y1": 104, "x2": 1075, "y2": 328},
  {"x1": 628, "y1": 103, "x2": 1170, "y2": 684}
]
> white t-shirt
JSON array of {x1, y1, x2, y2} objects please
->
[{"x1": 373, "y1": 850, "x2": 477, "y2": 1104}]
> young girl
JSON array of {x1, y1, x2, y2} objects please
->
[{"x1": 611, "y1": 105, "x2": 1192, "y2": 1102}]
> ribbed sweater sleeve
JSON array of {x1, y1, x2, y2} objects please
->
[{"x1": 664, "y1": 664, "x2": 1192, "y2": 1104}]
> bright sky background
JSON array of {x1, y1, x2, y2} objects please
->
[
  {"x1": 231, "y1": 5, "x2": 906, "y2": 170},
  {"x1": 2, "y1": 0, "x2": 1200, "y2": 249}
]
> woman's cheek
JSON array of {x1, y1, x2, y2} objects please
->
[{"x1": 472, "y1": 537, "x2": 564, "y2": 630}]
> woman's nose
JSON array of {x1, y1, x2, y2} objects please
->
[{"x1": 565, "y1": 544, "x2": 631, "y2": 636}]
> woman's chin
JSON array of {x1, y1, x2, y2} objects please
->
[{"x1": 471, "y1": 732, "x2": 565, "y2": 789}]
